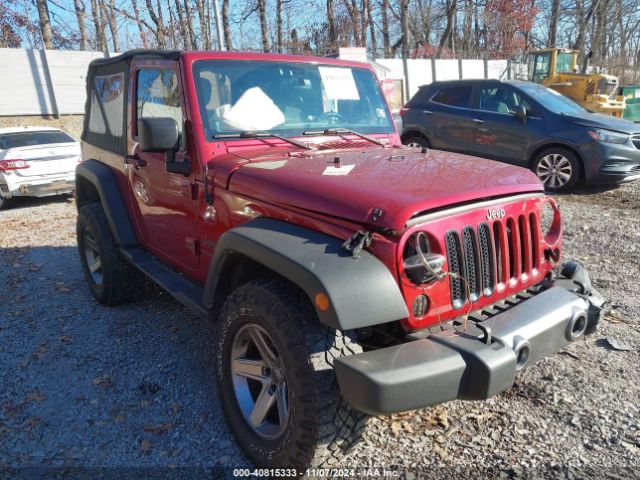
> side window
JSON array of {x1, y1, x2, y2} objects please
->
[
  {"x1": 431, "y1": 86, "x2": 472, "y2": 108},
  {"x1": 136, "y1": 69, "x2": 182, "y2": 134},
  {"x1": 89, "y1": 73, "x2": 124, "y2": 136},
  {"x1": 479, "y1": 87, "x2": 533, "y2": 115}
]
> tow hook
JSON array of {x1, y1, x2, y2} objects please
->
[{"x1": 561, "y1": 261, "x2": 607, "y2": 334}]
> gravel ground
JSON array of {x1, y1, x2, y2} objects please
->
[{"x1": 0, "y1": 182, "x2": 639, "y2": 479}]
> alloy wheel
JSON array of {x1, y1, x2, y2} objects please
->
[
  {"x1": 83, "y1": 229, "x2": 103, "y2": 285},
  {"x1": 231, "y1": 323, "x2": 289, "y2": 440},
  {"x1": 536, "y1": 153, "x2": 573, "y2": 189}
]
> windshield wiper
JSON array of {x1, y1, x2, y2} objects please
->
[
  {"x1": 302, "y1": 128, "x2": 384, "y2": 146},
  {"x1": 213, "y1": 131, "x2": 315, "y2": 150}
]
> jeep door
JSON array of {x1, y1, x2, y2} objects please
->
[
  {"x1": 127, "y1": 61, "x2": 199, "y2": 270},
  {"x1": 422, "y1": 84, "x2": 473, "y2": 153},
  {"x1": 468, "y1": 84, "x2": 543, "y2": 166}
]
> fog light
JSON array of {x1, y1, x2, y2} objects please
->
[{"x1": 412, "y1": 295, "x2": 429, "y2": 318}]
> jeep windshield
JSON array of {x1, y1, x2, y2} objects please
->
[{"x1": 193, "y1": 60, "x2": 394, "y2": 140}]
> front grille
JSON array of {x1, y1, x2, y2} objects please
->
[
  {"x1": 632, "y1": 135, "x2": 640, "y2": 150},
  {"x1": 445, "y1": 213, "x2": 539, "y2": 308}
]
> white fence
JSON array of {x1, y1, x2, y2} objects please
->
[
  {"x1": 0, "y1": 48, "x2": 526, "y2": 117},
  {"x1": 376, "y1": 58, "x2": 525, "y2": 99},
  {"x1": 0, "y1": 48, "x2": 109, "y2": 116}
]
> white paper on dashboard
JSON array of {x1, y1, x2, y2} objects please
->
[
  {"x1": 318, "y1": 67, "x2": 360, "y2": 100},
  {"x1": 322, "y1": 164, "x2": 356, "y2": 176},
  {"x1": 221, "y1": 87, "x2": 285, "y2": 131}
]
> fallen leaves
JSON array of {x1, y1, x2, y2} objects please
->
[
  {"x1": 143, "y1": 422, "x2": 175, "y2": 435},
  {"x1": 26, "y1": 390, "x2": 46, "y2": 402},
  {"x1": 31, "y1": 343, "x2": 49, "y2": 362},
  {"x1": 92, "y1": 374, "x2": 113, "y2": 388}
]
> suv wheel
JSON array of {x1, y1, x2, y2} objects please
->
[
  {"x1": 77, "y1": 203, "x2": 143, "y2": 305},
  {"x1": 215, "y1": 279, "x2": 368, "y2": 469},
  {"x1": 532, "y1": 148, "x2": 580, "y2": 192},
  {"x1": 403, "y1": 136, "x2": 430, "y2": 149}
]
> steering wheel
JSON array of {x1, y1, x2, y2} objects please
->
[{"x1": 319, "y1": 112, "x2": 345, "y2": 125}]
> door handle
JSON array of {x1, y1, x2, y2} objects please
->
[
  {"x1": 473, "y1": 118, "x2": 485, "y2": 124},
  {"x1": 125, "y1": 155, "x2": 147, "y2": 168},
  {"x1": 423, "y1": 110, "x2": 434, "y2": 115}
]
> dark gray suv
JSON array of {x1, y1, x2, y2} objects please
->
[{"x1": 401, "y1": 79, "x2": 640, "y2": 192}]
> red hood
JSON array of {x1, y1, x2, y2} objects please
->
[{"x1": 228, "y1": 147, "x2": 543, "y2": 230}]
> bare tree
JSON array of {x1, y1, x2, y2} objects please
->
[
  {"x1": 257, "y1": 0, "x2": 269, "y2": 51},
  {"x1": 145, "y1": 0, "x2": 165, "y2": 48},
  {"x1": 222, "y1": 0, "x2": 231, "y2": 50},
  {"x1": 73, "y1": 0, "x2": 87, "y2": 50},
  {"x1": 327, "y1": 0, "x2": 338, "y2": 52},
  {"x1": 381, "y1": 0, "x2": 391, "y2": 56},
  {"x1": 548, "y1": 0, "x2": 560, "y2": 47},
  {"x1": 90, "y1": 0, "x2": 106, "y2": 51},
  {"x1": 104, "y1": 0, "x2": 119, "y2": 51},
  {"x1": 35, "y1": 0, "x2": 53, "y2": 49},
  {"x1": 276, "y1": 0, "x2": 283, "y2": 52},
  {"x1": 174, "y1": 0, "x2": 191, "y2": 49},
  {"x1": 184, "y1": 0, "x2": 197, "y2": 49},
  {"x1": 195, "y1": 0, "x2": 210, "y2": 49},
  {"x1": 437, "y1": 0, "x2": 457, "y2": 57}
]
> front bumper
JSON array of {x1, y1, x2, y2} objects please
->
[
  {"x1": 335, "y1": 265, "x2": 604, "y2": 415},
  {"x1": 0, "y1": 175, "x2": 75, "y2": 198},
  {"x1": 581, "y1": 141, "x2": 640, "y2": 185}
]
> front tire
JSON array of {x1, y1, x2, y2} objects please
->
[
  {"x1": 214, "y1": 279, "x2": 368, "y2": 470},
  {"x1": 532, "y1": 148, "x2": 580, "y2": 192},
  {"x1": 403, "y1": 136, "x2": 430, "y2": 149},
  {"x1": 77, "y1": 202, "x2": 143, "y2": 305}
]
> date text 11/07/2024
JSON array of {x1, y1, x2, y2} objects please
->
[{"x1": 232, "y1": 468, "x2": 401, "y2": 477}]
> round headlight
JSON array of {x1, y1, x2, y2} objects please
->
[{"x1": 403, "y1": 232, "x2": 446, "y2": 284}]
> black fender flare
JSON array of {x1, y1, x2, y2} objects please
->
[
  {"x1": 203, "y1": 217, "x2": 409, "y2": 330},
  {"x1": 75, "y1": 159, "x2": 138, "y2": 247}
]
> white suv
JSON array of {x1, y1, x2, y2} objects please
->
[{"x1": 0, "y1": 127, "x2": 80, "y2": 209}]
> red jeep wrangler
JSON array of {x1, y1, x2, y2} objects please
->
[{"x1": 76, "y1": 50, "x2": 604, "y2": 470}]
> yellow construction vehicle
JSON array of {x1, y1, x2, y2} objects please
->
[{"x1": 526, "y1": 48, "x2": 625, "y2": 117}]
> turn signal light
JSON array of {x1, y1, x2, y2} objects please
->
[{"x1": 314, "y1": 293, "x2": 330, "y2": 312}]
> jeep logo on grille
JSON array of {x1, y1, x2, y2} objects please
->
[{"x1": 486, "y1": 208, "x2": 506, "y2": 221}]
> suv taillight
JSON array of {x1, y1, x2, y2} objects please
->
[
  {"x1": 0, "y1": 159, "x2": 29, "y2": 171},
  {"x1": 399, "y1": 107, "x2": 410, "y2": 116}
]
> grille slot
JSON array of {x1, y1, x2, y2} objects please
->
[
  {"x1": 518, "y1": 215, "x2": 528, "y2": 274},
  {"x1": 506, "y1": 218, "x2": 517, "y2": 279},
  {"x1": 493, "y1": 221, "x2": 504, "y2": 284},
  {"x1": 529, "y1": 213, "x2": 539, "y2": 268},
  {"x1": 477, "y1": 223, "x2": 495, "y2": 296},
  {"x1": 445, "y1": 232, "x2": 465, "y2": 309},
  {"x1": 462, "y1": 227, "x2": 481, "y2": 300}
]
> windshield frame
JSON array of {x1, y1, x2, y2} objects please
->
[{"x1": 191, "y1": 59, "x2": 395, "y2": 142}]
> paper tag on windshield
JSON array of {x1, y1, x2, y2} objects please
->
[
  {"x1": 323, "y1": 164, "x2": 355, "y2": 176},
  {"x1": 319, "y1": 67, "x2": 360, "y2": 100}
]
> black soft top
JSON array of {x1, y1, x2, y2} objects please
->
[{"x1": 88, "y1": 49, "x2": 181, "y2": 69}]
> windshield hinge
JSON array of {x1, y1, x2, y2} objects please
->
[{"x1": 342, "y1": 230, "x2": 372, "y2": 258}]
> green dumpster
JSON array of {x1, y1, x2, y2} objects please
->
[{"x1": 619, "y1": 85, "x2": 640, "y2": 122}]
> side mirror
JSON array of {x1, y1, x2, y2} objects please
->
[
  {"x1": 511, "y1": 105, "x2": 527, "y2": 124},
  {"x1": 138, "y1": 117, "x2": 179, "y2": 152},
  {"x1": 138, "y1": 117, "x2": 190, "y2": 176}
]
